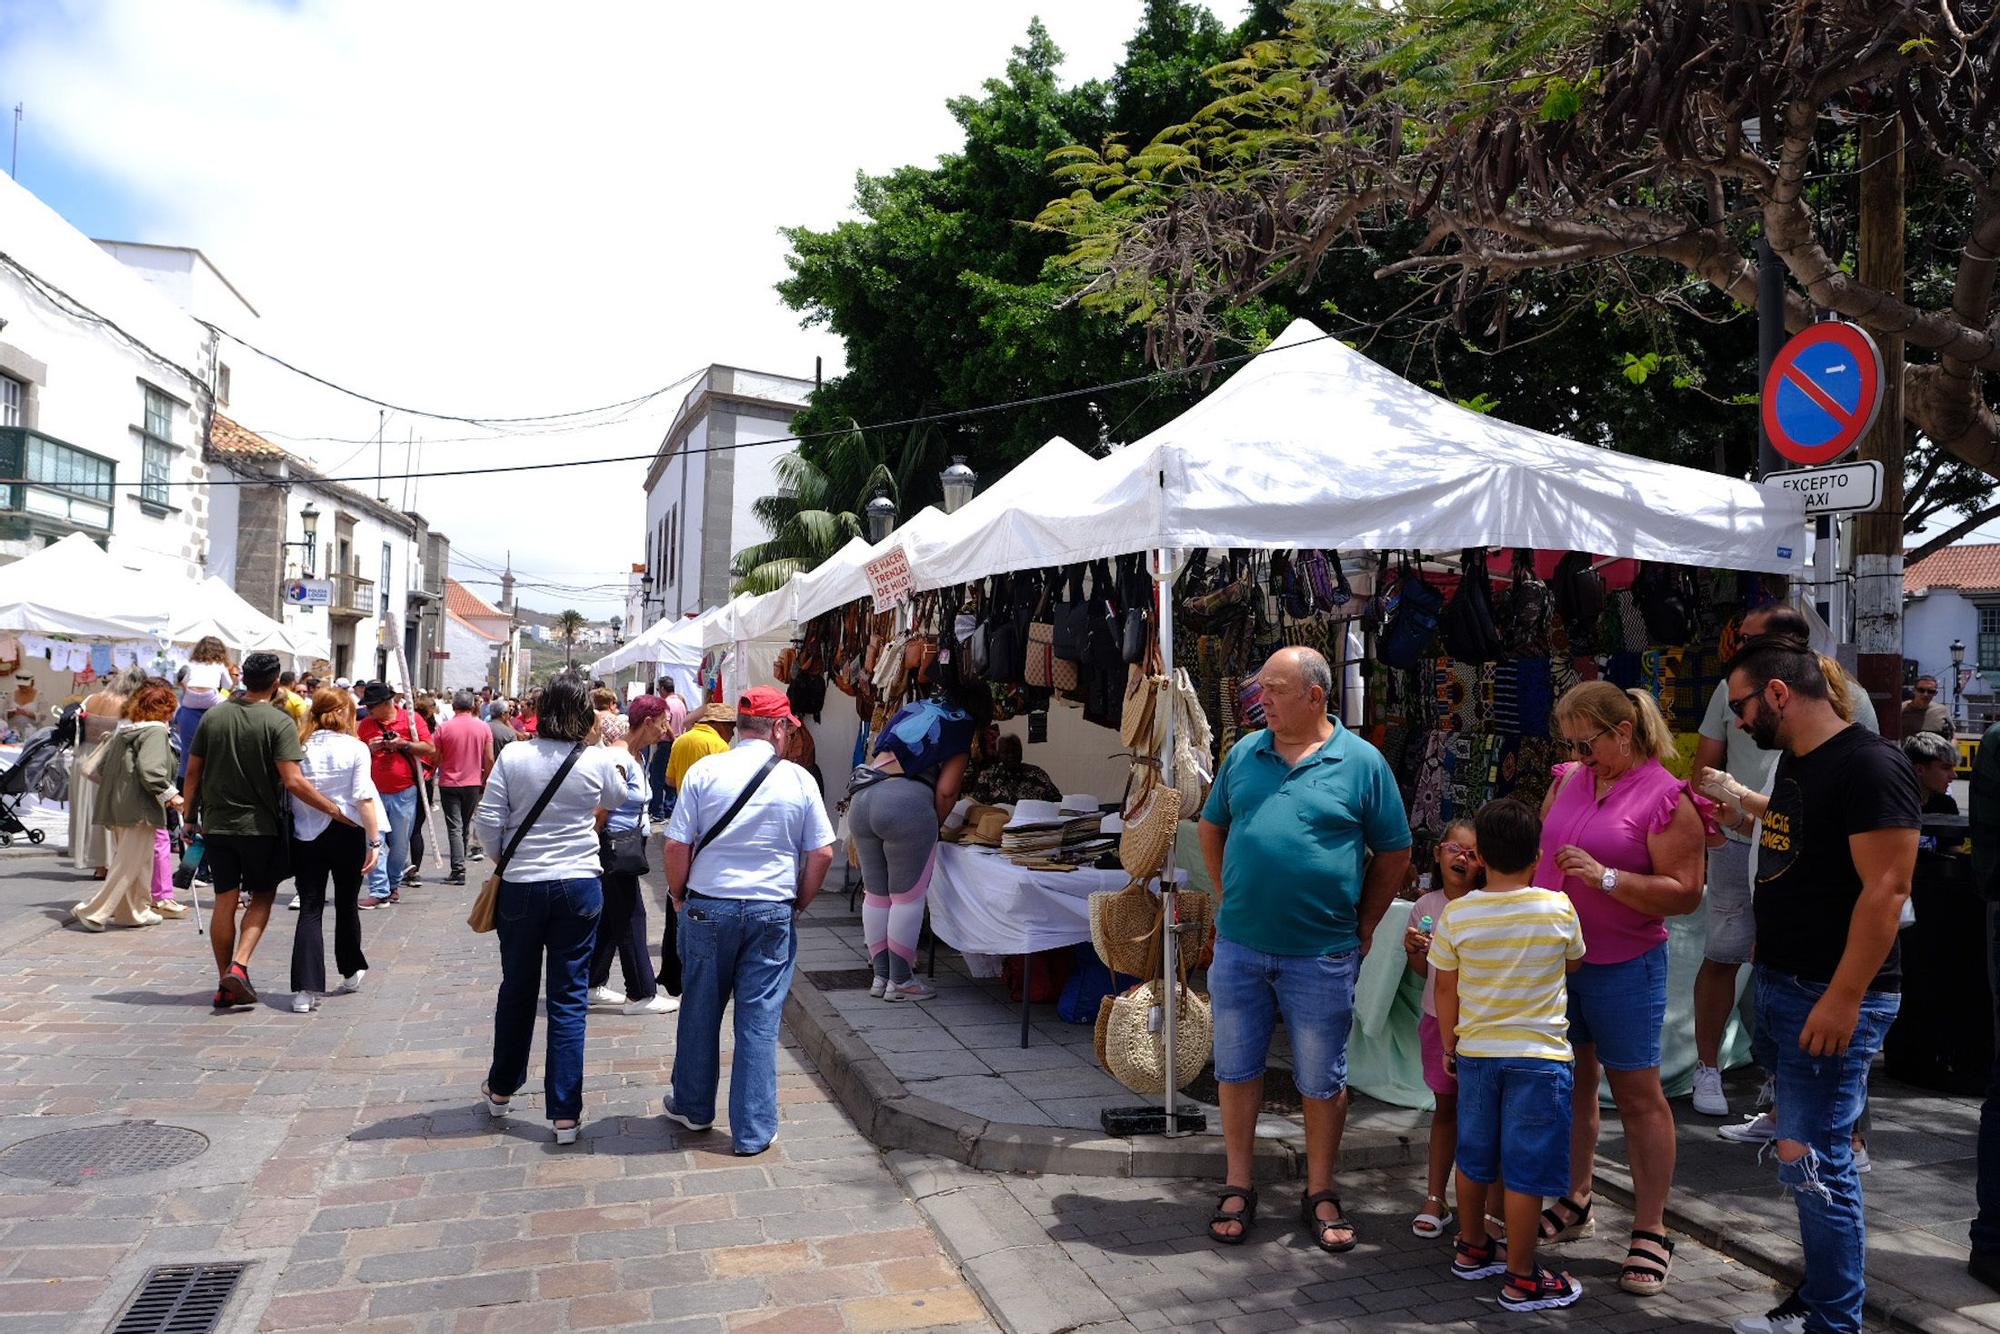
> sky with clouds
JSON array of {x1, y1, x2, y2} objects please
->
[{"x1": 0, "y1": 0, "x2": 1244, "y2": 619}]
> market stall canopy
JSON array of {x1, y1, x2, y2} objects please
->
[
  {"x1": 905, "y1": 319, "x2": 1808, "y2": 582},
  {"x1": 902, "y1": 437, "x2": 1098, "y2": 593},
  {"x1": 168, "y1": 576, "x2": 330, "y2": 661},
  {"x1": 0, "y1": 533, "x2": 172, "y2": 640},
  {"x1": 792, "y1": 507, "x2": 949, "y2": 625},
  {"x1": 588, "y1": 609, "x2": 705, "y2": 677}
]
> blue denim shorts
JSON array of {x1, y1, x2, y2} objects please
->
[
  {"x1": 1208, "y1": 935, "x2": 1360, "y2": 1099},
  {"x1": 1566, "y1": 941, "x2": 1669, "y2": 1071},
  {"x1": 1454, "y1": 1055, "x2": 1575, "y2": 1199}
]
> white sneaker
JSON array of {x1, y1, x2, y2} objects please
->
[
  {"x1": 1692, "y1": 1065, "x2": 1729, "y2": 1116},
  {"x1": 1719, "y1": 1111, "x2": 1778, "y2": 1143},
  {"x1": 132, "y1": 909, "x2": 163, "y2": 927},
  {"x1": 884, "y1": 977, "x2": 937, "y2": 1002},
  {"x1": 337, "y1": 970, "x2": 366, "y2": 994},
  {"x1": 287, "y1": 894, "x2": 302, "y2": 911},
  {"x1": 291, "y1": 992, "x2": 317, "y2": 1013},
  {"x1": 1732, "y1": 1289, "x2": 1808, "y2": 1333},
  {"x1": 868, "y1": 976, "x2": 887, "y2": 998},
  {"x1": 1854, "y1": 1142, "x2": 1872, "y2": 1174},
  {"x1": 588, "y1": 986, "x2": 628, "y2": 1008},
  {"x1": 624, "y1": 994, "x2": 679, "y2": 1015}
]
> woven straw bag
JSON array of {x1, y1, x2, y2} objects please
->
[
  {"x1": 1089, "y1": 878, "x2": 1163, "y2": 978},
  {"x1": 1119, "y1": 782, "x2": 1182, "y2": 881},
  {"x1": 1102, "y1": 979, "x2": 1212, "y2": 1095},
  {"x1": 1169, "y1": 667, "x2": 1213, "y2": 811}
]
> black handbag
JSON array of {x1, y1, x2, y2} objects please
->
[
  {"x1": 1118, "y1": 555, "x2": 1150, "y2": 663},
  {"x1": 600, "y1": 826, "x2": 648, "y2": 876},
  {"x1": 1438, "y1": 548, "x2": 1506, "y2": 663},
  {"x1": 986, "y1": 573, "x2": 1025, "y2": 684},
  {"x1": 1052, "y1": 565, "x2": 1089, "y2": 662}
]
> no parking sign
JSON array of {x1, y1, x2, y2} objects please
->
[{"x1": 1761, "y1": 322, "x2": 1886, "y2": 466}]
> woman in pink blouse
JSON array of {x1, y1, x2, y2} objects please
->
[{"x1": 1535, "y1": 681, "x2": 1706, "y2": 1297}]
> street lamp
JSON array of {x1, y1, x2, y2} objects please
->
[
  {"x1": 284, "y1": 499, "x2": 320, "y2": 578},
  {"x1": 939, "y1": 456, "x2": 977, "y2": 514},
  {"x1": 1952, "y1": 637, "x2": 1966, "y2": 723},
  {"x1": 865, "y1": 491, "x2": 896, "y2": 544}
]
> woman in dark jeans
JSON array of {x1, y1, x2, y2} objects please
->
[
  {"x1": 589, "y1": 695, "x2": 679, "y2": 1013},
  {"x1": 290, "y1": 688, "x2": 381, "y2": 1011},
  {"x1": 472, "y1": 672, "x2": 621, "y2": 1144}
]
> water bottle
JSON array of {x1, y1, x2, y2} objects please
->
[{"x1": 1419, "y1": 914, "x2": 1434, "y2": 935}]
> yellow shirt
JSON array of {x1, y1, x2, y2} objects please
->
[
  {"x1": 666, "y1": 723, "x2": 729, "y2": 792},
  {"x1": 277, "y1": 689, "x2": 308, "y2": 723},
  {"x1": 1427, "y1": 886, "x2": 1585, "y2": 1063}
]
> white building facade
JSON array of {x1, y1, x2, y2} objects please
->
[
  {"x1": 638, "y1": 366, "x2": 813, "y2": 629},
  {"x1": 0, "y1": 175, "x2": 215, "y2": 577}
]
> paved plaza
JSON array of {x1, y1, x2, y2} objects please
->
[{"x1": 0, "y1": 848, "x2": 1978, "y2": 1333}]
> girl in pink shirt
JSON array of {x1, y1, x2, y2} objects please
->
[{"x1": 1531, "y1": 682, "x2": 1707, "y2": 1298}]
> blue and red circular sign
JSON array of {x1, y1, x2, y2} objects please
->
[{"x1": 1761, "y1": 322, "x2": 1885, "y2": 466}]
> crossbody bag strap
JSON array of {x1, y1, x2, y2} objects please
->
[
  {"x1": 495, "y1": 742, "x2": 584, "y2": 877},
  {"x1": 693, "y1": 754, "x2": 782, "y2": 861}
]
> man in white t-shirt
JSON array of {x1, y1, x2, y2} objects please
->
[
  {"x1": 660, "y1": 686, "x2": 834, "y2": 1156},
  {"x1": 1689, "y1": 604, "x2": 1877, "y2": 1119}
]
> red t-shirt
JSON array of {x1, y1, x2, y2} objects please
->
[{"x1": 358, "y1": 710, "x2": 433, "y2": 795}]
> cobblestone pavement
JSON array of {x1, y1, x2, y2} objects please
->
[
  {"x1": 890, "y1": 1153, "x2": 1884, "y2": 1334},
  {"x1": 0, "y1": 858, "x2": 993, "y2": 1334},
  {"x1": 0, "y1": 855, "x2": 1911, "y2": 1334}
]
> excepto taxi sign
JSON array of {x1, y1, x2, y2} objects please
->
[{"x1": 1760, "y1": 459, "x2": 1885, "y2": 517}]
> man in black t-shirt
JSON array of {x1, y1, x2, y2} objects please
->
[{"x1": 1714, "y1": 635, "x2": 1918, "y2": 1334}]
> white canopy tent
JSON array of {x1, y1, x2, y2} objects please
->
[
  {"x1": 166, "y1": 575, "x2": 331, "y2": 662},
  {"x1": 0, "y1": 533, "x2": 172, "y2": 640},
  {"x1": 587, "y1": 608, "x2": 706, "y2": 679},
  {"x1": 899, "y1": 318, "x2": 1806, "y2": 586},
  {"x1": 900, "y1": 436, "x2": 1101, "y2": 593}
]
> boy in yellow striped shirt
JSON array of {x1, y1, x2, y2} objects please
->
[{"x1": 1431, "y1": 797, "x2": 1588, "y2": 1312}]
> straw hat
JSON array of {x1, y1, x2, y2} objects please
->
[
  {"x1": 1101, "y1": 980, "x2": 1212, "y2": 1095},
  {"x1": 692, "y1": 700, "x2": 737, "y2": 726},
  {"x1": 952, "y1": 805, "x2": 1010, "y2": 848}
]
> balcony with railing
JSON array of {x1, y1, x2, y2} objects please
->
[
  {"x1": 330, "y1": 571, "x2": 375, "y2": 619},
  {"x1": 0, "y1": 427, "x2": 116, "y2": 543}
]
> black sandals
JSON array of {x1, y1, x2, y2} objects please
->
[
  {"x1": 1207, "y1": 1185, "x2": 1258, "y2": 1245},
  {"x1": 1300, "y1": 1191, "x2": 1358, "y2": 1253}
]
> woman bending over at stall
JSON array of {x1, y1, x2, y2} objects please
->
[
  {"x1": 849, "y1": 684, "x2": 984, "y2": 1002},
  {"x1": 1535, "y1": 681, "x2": 1708, "y2": 1297}
]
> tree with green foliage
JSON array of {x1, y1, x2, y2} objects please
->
[
  {"x1": 554, "y1": 609, "x2": 585, "y2": 668},
  {"x1": 730, "y1": 425, "x2": 949, "y2": 593},
  {"x1": 1038, "y1": 0, "x2": 2000, "y2": 545}
]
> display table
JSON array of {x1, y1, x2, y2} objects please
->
[{"x1": 927, "y1": 842, "x2": 1133, "y2": 1047}]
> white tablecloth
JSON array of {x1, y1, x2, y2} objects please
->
[{"x1": 926, "y1": 843, "x2": 1130, "y2": 958}]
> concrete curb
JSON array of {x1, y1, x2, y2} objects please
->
[
  {"x1": 1588, "y1": 1157, "x2": 1975, "y2": 1334},
  {"x1": 784, "y1": 972, "x2": 1421, "y2": 1182},
  {"x1": 791, "y1": 972, "x2": 1994, "y2": 1332}
]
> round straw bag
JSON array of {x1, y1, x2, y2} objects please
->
[
  {"x1": 1102, "y1": 979, "x2": 1212, "y2": 1095},
  {"x1": 1119, "y1": 781, "x2": 1182, "y2": 881},
  {"x1": 1089, "y1": 878, "x2": 1163, "y2": 979}
]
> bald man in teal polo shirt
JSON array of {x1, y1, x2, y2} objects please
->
[{"x1": 1197, "y1": 645, "x2": 1412, "y2": 1252}]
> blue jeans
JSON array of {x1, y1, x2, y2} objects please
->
[
  {"x1": 647, "y1": 742, "x2": 673, "y2": 821},
  {"x1": 1207, "y1": 935, "x2": 1360, "y2": 1099},
  {"x1": 366, "y1": 787, "x2": 419, "y2": 900},
  {"x1": 487, "y1": 877, "x2": 601, "y2": 1122},
  {"x1": 1755, "y1": 966, "x2": 1900, "y2": 1334},
  {"x1": 670, "y1": 896, "x2": 797, "y2": 1154},
  {"x1": 172, "y1": 704, "x2": 208, "y2": 783}
]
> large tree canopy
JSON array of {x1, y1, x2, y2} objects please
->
[{"x1": 1042, "y1": 0, "x2": 2000, "y2": 508}]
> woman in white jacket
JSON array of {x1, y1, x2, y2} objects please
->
[{"x1": 289, "y1": 688, "x2": 381, "y2": 1013}]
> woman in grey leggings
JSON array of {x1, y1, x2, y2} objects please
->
[{"x1": 850, "y1": 692, "x2": 975, "y2": 1001}]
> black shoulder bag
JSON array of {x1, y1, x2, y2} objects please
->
[{"x1": 690, "y1": 754, "x2": 783, "y2": 866}]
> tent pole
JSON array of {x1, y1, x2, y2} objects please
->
[{"x1": 1150, "y1": 547, "x2": 1189, "y2": 1137}]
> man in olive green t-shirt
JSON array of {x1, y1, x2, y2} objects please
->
[{"x1": 183, "y1": 651, "x2": 349, "y2": 1010}]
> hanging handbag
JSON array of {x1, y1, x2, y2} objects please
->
[
  {"x1": 471, "y1": 742, "x2": 584, "y2": 934},
  {"x1": 1633, "y1": 562, "x2": 1699, "y2": 646},
  {"x1": 1503, "y1": 548, "x2": 1554, "y2": 656},
  {"x1": 1378, "y1": 556, "x2": 1445, "y2": 669},
  {"x1": 1438, "y1": 548, "x2": 1506, "y2": 663},
  {"x1": 1551, "y1": 551, "x2": 1607, "y2": 635},
  {"x1": 1052, "y1": 565, "x2": 1089, "y2": 662},
  {"x1": 1303, "y1": 549, "x2": 1351, "y2": 613},
  {"x1": 1025, "y1": 580, "x2": 1056, "y2": 689},
  {"x1": 1169, "y1": 667, "x2": 1214, "y2": 811},
  {"x1": 986, "y1": 573, "x2": 1024, "y2": 684},
  {"x1": 1119, "y1": 555, "x2": 1151, "y2": 664}
]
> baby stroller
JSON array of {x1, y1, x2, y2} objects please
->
[{"x1": 0, "y1": 729, "x2": 61, "y2": 846}]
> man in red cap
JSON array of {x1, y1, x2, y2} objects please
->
[{"x1": 661, "y1": 685, "x2": 834, "y2": 1155}]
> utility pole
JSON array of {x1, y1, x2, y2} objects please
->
[
  {"x1": 374, "y1": 409, "x2": 387, "y2": 503},
  {"x1": 10, "y1": 104, "x2": 20, "y2": 179},
  {"x1": 1853, "y1": 113, "x2": 1907, "y2": 738}
]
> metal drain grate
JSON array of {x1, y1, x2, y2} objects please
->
[
  {"x1": 110, "y1": 1263, "x2": 247, "y2": 1334},
  {"x1": 805, "y1": 968, "x2": 879, "y2": 990},
  {"x1": 0, "y1": 1122, "x2": 209, "y2": 1186}
]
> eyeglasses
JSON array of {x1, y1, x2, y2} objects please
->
[
  {"x1": 1567, "y1": 728, "x2": 1610, "y2": 755},
  {"x1": 1440, "y1": 842, "x2": 1473, "y2": 860},
  {"x1": 1727, "y1": 686, "x2": 1768, "y2": 719}
]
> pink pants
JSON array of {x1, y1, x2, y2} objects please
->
[{"x1": 152, "y1": 827, "x2": 174, "y2": 903}]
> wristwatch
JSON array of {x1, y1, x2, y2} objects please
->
[
  {"x1": 368, "y1": 838, "x2": 383, "y2": 849},
  {"x1": 1599, "y1": 868, "x2": 1618, "y2": 894}
]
